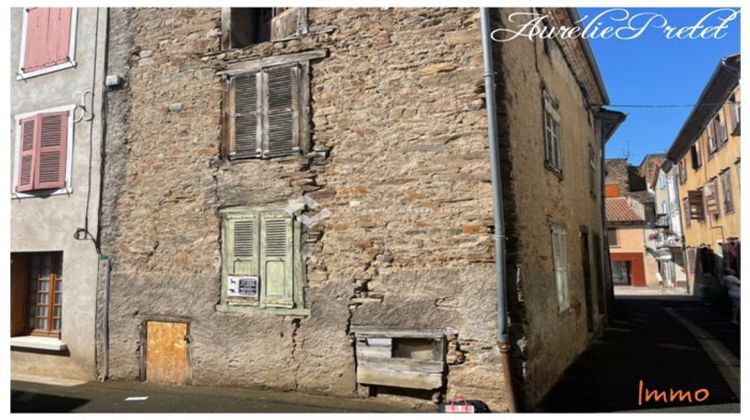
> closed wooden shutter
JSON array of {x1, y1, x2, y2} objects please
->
[
  {"x1": 264, "y1": 65, "x2": 299, "y2": 158},
  {"x1": 228, "y1": 217, "x2": 258, "y2": 276},
  {"x1": 34, "y1": 112, "x2": 68, "y2": 190},
  {"x1": 232, "y1": 72, "x2": 262, "y2": 158},
  {"x1": 260, "y1": 214, "x2": 294, "y2": 308},
  {"x1": 23, "y1": 8, "x2": 72, "y2": 72},
  {"x1": 17, "y1": 117, "x2": 36, "y2": 192},
  {"x1": 47, "y1": 8, "x2": 73, "y2": 67}
]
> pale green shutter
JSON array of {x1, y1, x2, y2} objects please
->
[
  {"x1": 260, "y1": 213, "x2": 294, "y2": 308},
  {"x1": 224, "y1": 214, "x2": 258, "y2": 279}
]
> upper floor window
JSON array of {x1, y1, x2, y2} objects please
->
[
  {"x1": 18, "y1": 8, "x2": 76, "y2": 79},
  {"x1": 720, "y1": 169, "x2": 734, "y2": 215},
  {"x1": 729, "y1": 92, "x2": 741, "y2": 135},
  {"x1": 221, "y1": 8, "x2": 308, "y2": 50},
  {"x1": 704, "y1": 179, "x2": 720, "y2": 220},
  {"x1": 588, "y1": 144, "x2": 596, "y2": 198},
  {"x1": 690, "y1": 143, "x2": 702, "y2": 170},
  {"x1": 707, "y1": 112, "x2": 728, "y2": 156},
  {"x1": 13, "y1": 107, "x2": 74, "y2": 197},
  {"x1": 543, "y1": 89, "x2": 562, "y2": 176},
  {"x1": 678, "y1": 159, "x2": 687, "y2": 184},
  {"x1": 221, "y1": 51, "x2": 323, "y2": 160}
]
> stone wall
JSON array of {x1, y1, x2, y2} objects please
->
[
  {"x1": 492, "y1": 8, "x2": 608, "y2": 408},
  {"x1": 101, "y1": 7, "x2": 509, "y2": 410}
]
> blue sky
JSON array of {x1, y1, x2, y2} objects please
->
[{"x1": 578, "y1": 8, "x2": 740, "y2": 165}]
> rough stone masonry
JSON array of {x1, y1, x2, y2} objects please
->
[{"x1": 99, "y1": 8, "x2": 509, "y2": 410}]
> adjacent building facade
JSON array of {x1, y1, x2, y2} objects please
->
[
  {"x1": 10, "y1": 8, "x2": 108, "y2": 381},
  {"x1": 664, "y1": 53, "x2": 741, "y2": 293},
  {"x1": 10, "y1": 8, "x2": 624, "y2": 412}
]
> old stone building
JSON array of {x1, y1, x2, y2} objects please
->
[
  {"x1": 10, "y1": 7, "x2": 108, "y2": 382},
  {"x1": 96, "y1": 8, "x2": 623, "y2": 411}
]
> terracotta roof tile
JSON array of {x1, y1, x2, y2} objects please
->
[{"x1": 606, "y1": 197, "x2": 644, "y2": 223}]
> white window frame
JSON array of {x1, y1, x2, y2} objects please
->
[
  {"x1": 12, "y1": 104, "x2": 76, "y2": 199},
  {"x1": 543, "y1": 89, "x2": 562, "y2": 175},
  {"x1": 550, "y1": 220, "x2": 570, "y2": 313},
  {"x1": 17, "y1": 7, "x2": 78, "y2": 80}
]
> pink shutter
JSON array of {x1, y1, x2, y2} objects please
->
[
  {"x1": 34, "y1": 112, "x2": 68, "y2": 190},
  {"x1": 22, "y1": 8, "x2": 72, "y2": 72},
  {"x1": 16, "y1": 117, "x2": 37, "y2": 192},
  {"x1": 47, "y1": 8, "x2": 72, "y2": 66},
  {"x1": 23, "y1": 8, "x2": 50, "y2": 72}
]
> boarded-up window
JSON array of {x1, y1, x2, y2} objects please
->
[
  {"x1": 550, "y1": 222, "x2": 569, "y2": 312},
  {"x1": 16, "y1": 111, "x2": 69, "y2": 193},
  {"x1": 543, "y1": 89, "x2": 562, "y2": 175},
  {"x1": 221, "y1": 208, "x2": 302, "y2": 310},
  {"x1": 225, "y1": 64, "x2": 308, "y2": 159},
  {"x1": 721, "y1": 169, "x2": 734, "y2": 214},
  {"x1": 22, "y1": 8, "x2": 73, "y2": 73}
]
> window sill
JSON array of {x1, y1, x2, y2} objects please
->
[
  {"x1": 544, "y1": 162, "x2": 563, "y2": 180},
  {"x1": 17, "y1": 60, "x2": 77, "y2": 80},
  {"x1": 11, "y1": 186, "x2": 72, "y2": 200},
  {"x1": 11, "y1": 336, "x2": 67, "y2": 352},
  {"x1": 216, "y1": 303, "x2": 311, "y2": 317}
]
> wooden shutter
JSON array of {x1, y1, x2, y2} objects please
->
[
  {"x1": 47, "y1": 8, "x2": 73, "y2": 67},
  {"x1": 23, "y1": 8, "x2": 72, "y2": 72},
  {"x1": 34, "y1": 112, "x2": 68, "y2": 190},
  {"x1": 688, "y1": 190, "x2": 705, "y2": 220},
  {"x1": 722, "y1": 170, "x2": 734, "y2": 213},
  {"x1": 260, "y1": 213, "x2": 294, "y2": 308},
  {"x1": 227, "y1": 217, "x2": 259, "y2": 276},
  {"x1": 231, "y1": 72, "x2": 262, "y2": 158},
  {"x1": 263, "y1": 65, "x2": 299, "y2": 158},
  {"x1": 17, "y1": 117, "x2": 36, "y2": 192},
  {"x1": 705, "y1": 180, "x2": 720, "y2": 216}
]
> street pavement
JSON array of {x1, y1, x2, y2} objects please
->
[
  {"x1": 10, "y1": 379, "x2": 432, "y2": 413},
  {"x1": 10, "y1": 295, "x2": 739, "y2": 413},
  {"x1": 538, "y1": 295, "x2": 740, "y2": 412}
]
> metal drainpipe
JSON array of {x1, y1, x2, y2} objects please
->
[{"x1": 480, "y1": 8, "x2": 518, "y2": 413}]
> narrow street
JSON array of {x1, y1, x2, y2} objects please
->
[
  {"x1": 538, "y1": 293, "x2": 740, "y2": 412},
  {"x1": 10, "y1": 379, "x2": 431, "y2": 413}
]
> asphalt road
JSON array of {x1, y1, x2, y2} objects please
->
[
  {"x1": 538, "y1": 296, "x2": 740, "y2": 412},
  {"x1": 10, "y1": 380, "x2": 430, "y2": 413}
]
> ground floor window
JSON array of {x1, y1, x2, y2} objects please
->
[{"x1": 10, "y1": 252, "x2": 63, "y2": 338}]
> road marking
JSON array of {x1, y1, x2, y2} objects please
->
[
  {"x1": 665, "y1": 307, "x2": 740, "y2": 398},
  {"x1": 125, "y1": 396, "x2": 149, "y2": 401}
]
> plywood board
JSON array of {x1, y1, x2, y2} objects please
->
[{"x1": 146, "y1": 321, "x2": 189, "y2": 385}]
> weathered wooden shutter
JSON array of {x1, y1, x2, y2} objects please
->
[
  {"x1": 263, "y1": 65, "x2": 299, "y2": 158},
  {"x1": 228, "y1": 217, "x2": 258, "y2": 276},
  {"x1": 34, "y1": 112, "x2": 68, "y2": 190},
  {"x1": 232, "y1": 72, "x2": 262, "y2": 158},
  {"x1": 23, "y1": 8, "x2": 72, "y2": 72},
  {"x1": 705, "y1": 181, "x2": 720, "y2": 216},
  {"x1": 260, "y1": 213, "x2": 294, "y2": 307},
  {"x1": 17, "y1": 117, "x2": 36, "y2": 192}
]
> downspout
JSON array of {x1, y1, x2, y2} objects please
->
[{"x1": 480, "y1": 8, "x2": 518, "y2": 413}]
